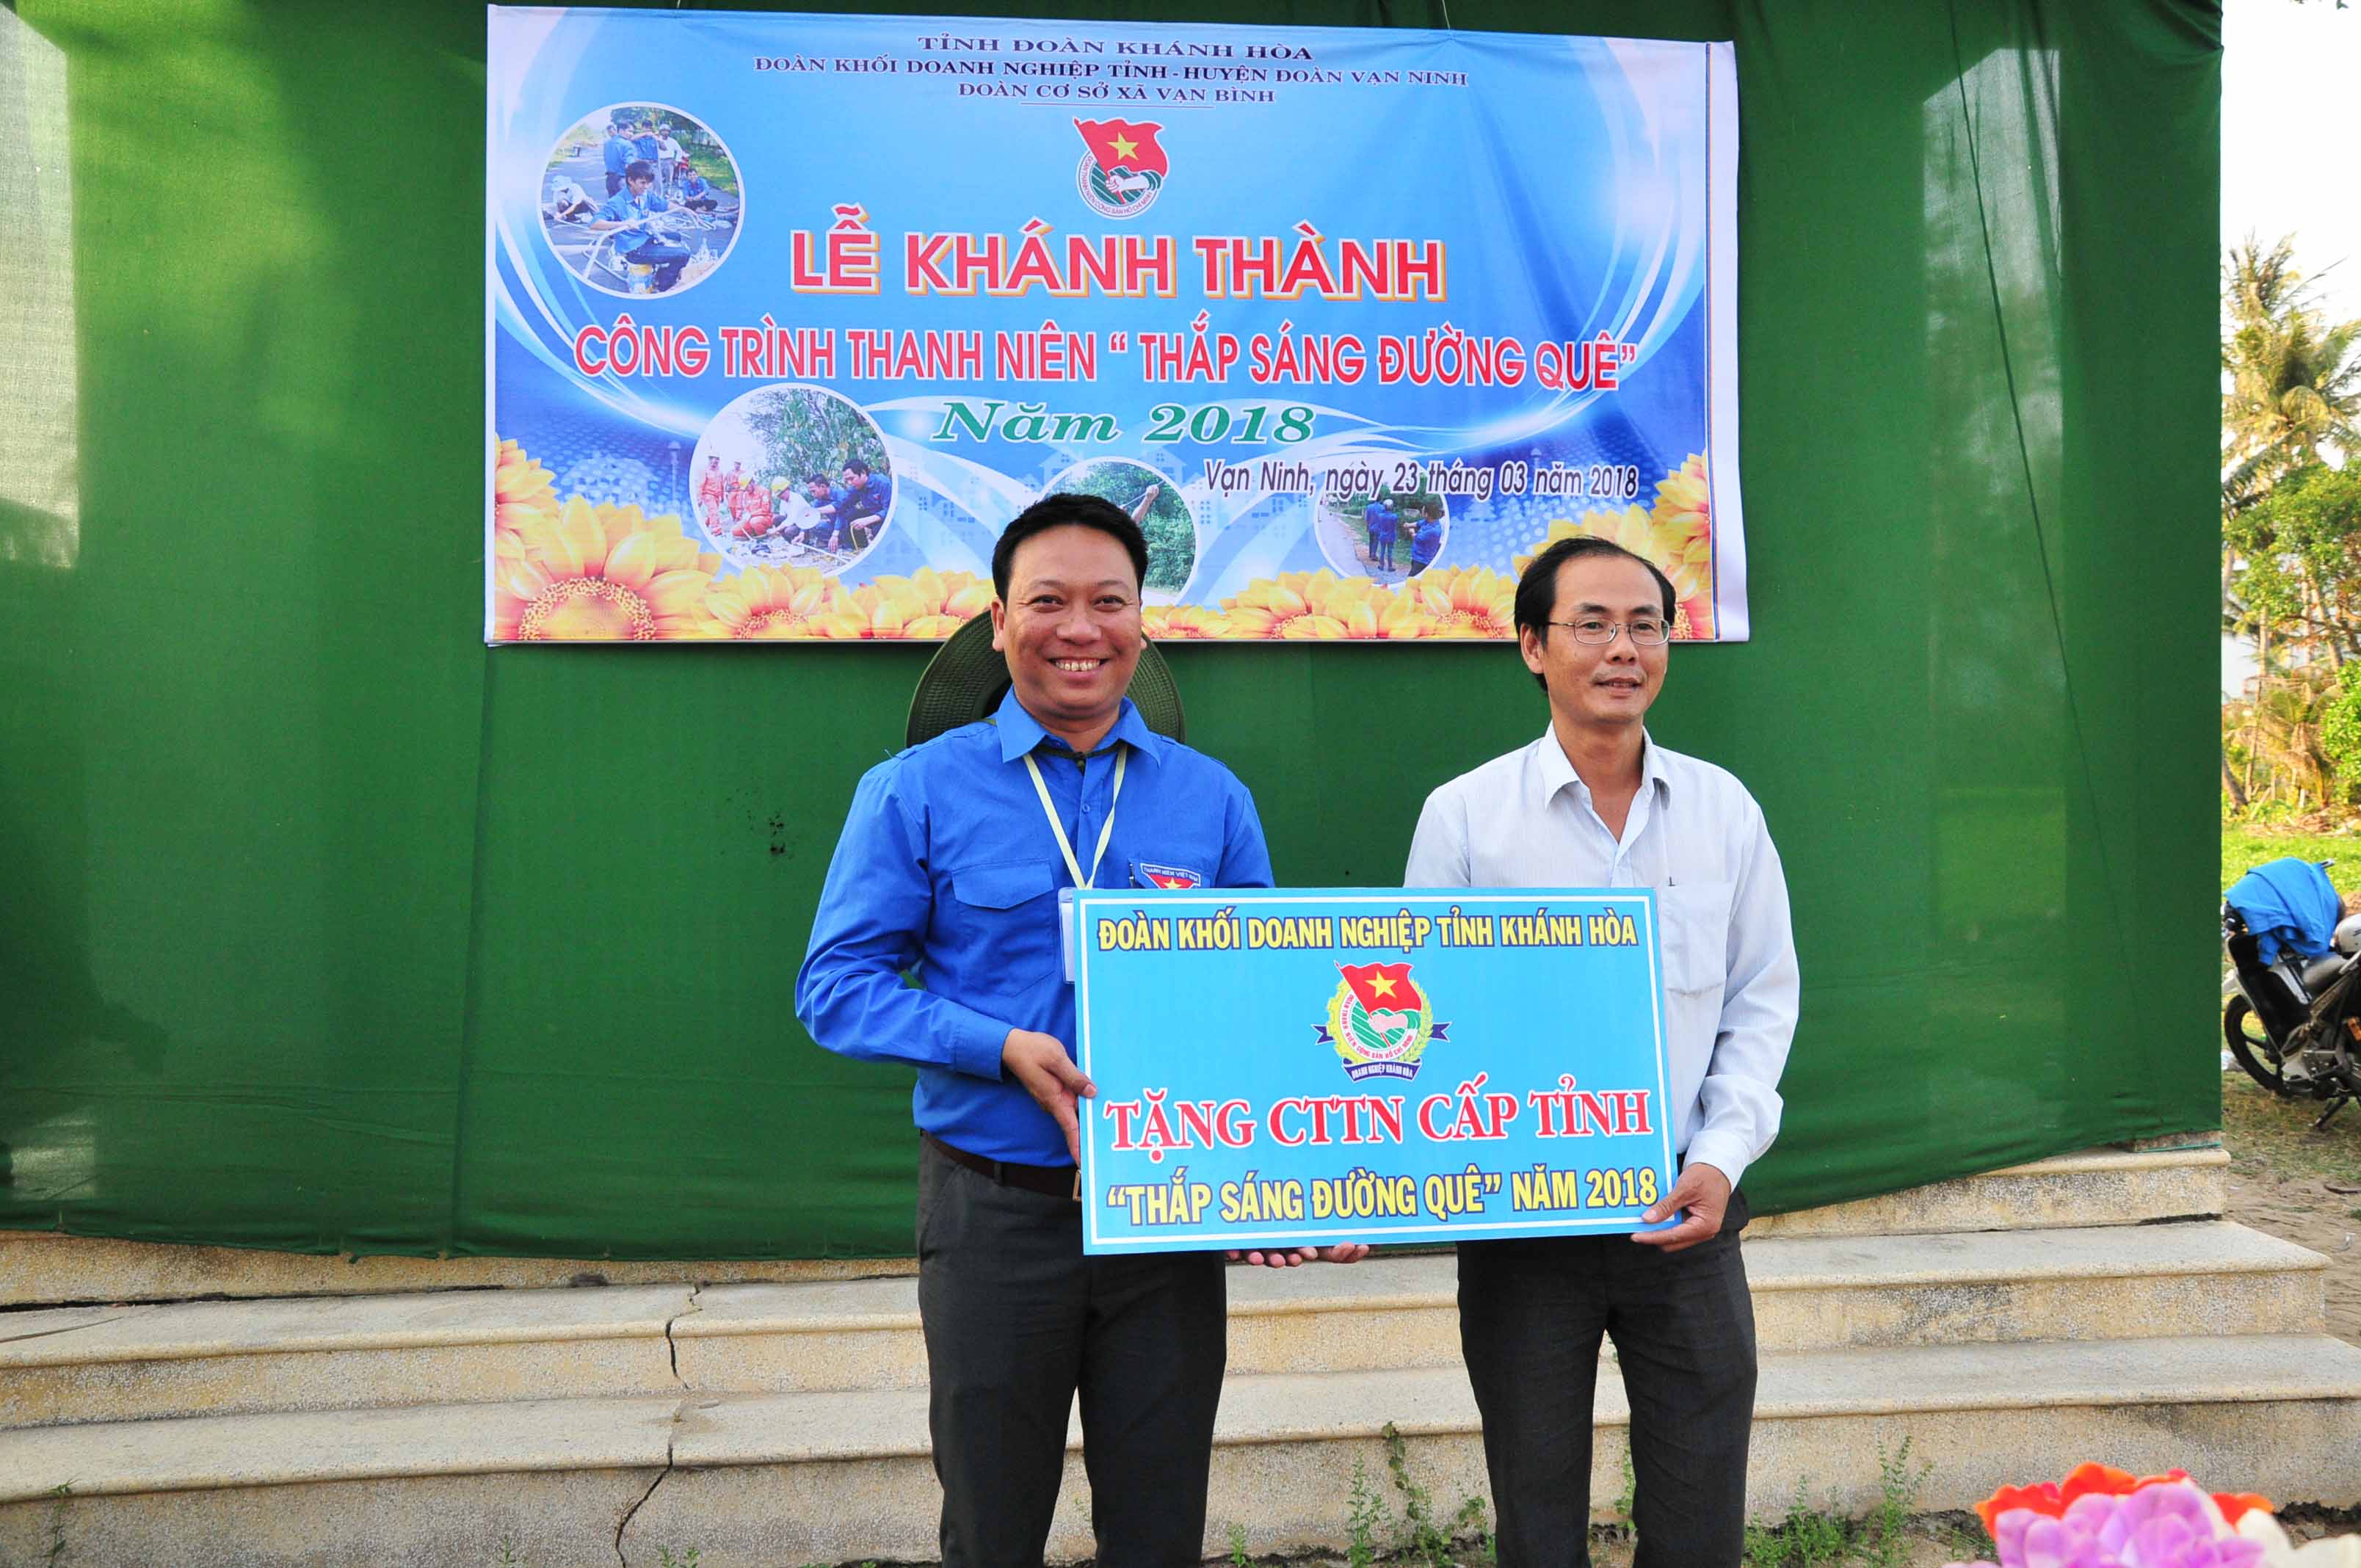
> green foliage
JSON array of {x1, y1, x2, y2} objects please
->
[
  {"x1": 1857, "y1": 1440, "x2": 1932, "y2": 1568},
  {"x1": 1346, "y1": 1456, "x2": 1386, "y2": 1568},
  {"x1": 1059, "y1": 462, "x2": 1194, "y2": 591},
  {"x1": 2223, "y1": 236, "x2": 2361, "y2": 512},
  {"x1": 1735, "y1": 1444, "x2": 1931, "y2": 1567},
  {"x1": 2322, "y1": 661, "x2": 2361, "y2": 793},
  {"x1": 493, "y1": 1536, "x2": 526, "y2": 1566},
  {"x1": 1378, "y1": 1422, "x2": 1489, "y2": 1568},
  {"x1": 1227, "y1": 1522, "x2": 1251, "y2": 1568},
  {"x1": 1741, "y1": 1480, "x2": 1849, "y2": 1567},
  {"x1": 656, "y1": 1549, "x2": 700, "y2": 1568},
  {"x1": 739, "y1": 387, "x2": 887, "y2": 494}
]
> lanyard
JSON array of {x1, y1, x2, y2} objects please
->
[{"x1": 1023, "y1": 744, "x2": 1127, "y2": 889}]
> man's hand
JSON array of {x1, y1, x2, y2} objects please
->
[
  {"x1": 1001, "y1": 1028, "x2": 1094, "y2": 1163},
  {"x1": 1225, "y1": 1244, "x2": 1374, "y2": 1268},
  {"x1": 1631, "y1": 1161, "x2": 1730, "y2": 1253}
]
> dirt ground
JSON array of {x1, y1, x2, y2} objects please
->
[{"x1": 2220, "y1": 1068, "x2": 2361, "y2": 1346}]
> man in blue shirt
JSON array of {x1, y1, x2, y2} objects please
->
[
  {"x1": 799, "y1": 493, "x2": 1366, "y2": 1568},
  {"x1": 837, "y1": 458, "x2": 891, "y2": 552},
  {"x1": 590, "y1": 162, "x2": 689, "y2": 294},
  {"x1": 633, "y1": 120, "x2": 661, "y2": 164},
  {"x1": 1364, "y1": 496, "x2": 1397, "y2": 573},
  {"x1": 676, "y1": 167, "x2": 719, "y2": 213},
  {"x1": 600, "y1": 121, "x2": 634, "y2": 197},
  {"x1": 1409, "y1": 501, "x2": 1444, "y2": 576}
]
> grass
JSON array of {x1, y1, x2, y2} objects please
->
[
  {"x1": 2223, "y1": 826, "x2": 2361, "y2": 897},
  {"x1": 2222, "y1": 1069, "x2": 2361, "y2": 1184}
]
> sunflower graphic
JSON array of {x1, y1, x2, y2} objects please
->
[
  {"x1": 493, "y1": 495, "x2": 721, "y2": 642},
  {"x1": 811, "y1": 568, "x2": 992, "y2": 639},
  {"x1": 703, "y1": 565, "x2": 841, "y2": 639},
  {"x1": 1396, "y1": 565, "x2": 1516, "y2": 639},
  {"x1": 493, "y1": 438, "x2": 560, "y2": 534},
  {"x1": 1142, "y1": 603, "x2": 1230, "y2": 639},
  {"x1": 1515, "y1": 456, "x2": 1716, "y2": 639}
]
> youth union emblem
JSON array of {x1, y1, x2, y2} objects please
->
[
  {"x1": 1318, "y1": 962, "x2": 1449, "y2": 1083},
  {"x1": 1071, "y1": 117, "x2": 1168, "y2": 219}
]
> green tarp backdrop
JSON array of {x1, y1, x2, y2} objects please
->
[{"x1": 0, "y1": 0, "x2": 2221, "y2": 1260}]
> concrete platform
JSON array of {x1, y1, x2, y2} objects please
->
[
  {"x1": 6, "y1": 1221, "x2": 2317, "y2": 1426},
  {"x1": 6, "y1": 1335, "x2": 2357, "y2": 1567},
  {"x1": 0, "y1": 1141, "x2": 2225, "y2": 1307}
]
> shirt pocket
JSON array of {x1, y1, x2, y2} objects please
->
[
  {"x1": 1657, "y1": 882, "x2": 1736, "y2": 1002},
  {"x1": 942, "y1": 859, "x2": 1061, "y2": 995}
]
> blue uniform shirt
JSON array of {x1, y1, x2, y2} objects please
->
[
  {"x1": 680, "y1": 172, "x2": 711, "y2": 200},
  {"x1": 603, "y1": 135, "x2": 634, "y2": 175},
  {"x1": 1365, "y1": 502, "x2": 1393, "y2": 535},
  {"x1": 1412, "y1": 519, "x2": 1443, "y2": 564},
  {"x1": 797, "y1": 690, "x2": 1274, "y2": 1164},
  {"x1": 595, "y1": 187, "x2": 671, "y2": 241},
  {"x1": 844, "y1": 475, "x2": 891, "y2": 521}
]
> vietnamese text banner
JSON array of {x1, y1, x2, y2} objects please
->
[
  {"x1": 1071, "y1": 890, "x2": 1676, "y2": 1252},
  {"x1": 487, "y1": 9, "x2": 1743, "y2": 645}
]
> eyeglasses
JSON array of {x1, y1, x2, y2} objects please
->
[{"x1": 1546, "y1": 617, "x2": 1671, "y2": 647}]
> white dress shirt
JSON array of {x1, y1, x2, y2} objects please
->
[{"x1": 1404, "y1": 727, "x2": 1799, "y2": 1193}]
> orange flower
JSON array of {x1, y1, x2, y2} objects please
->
[
  {"x1": 813, "y1": 568, "x2": 993, "y2": 639},
  {"x1": 1398, "y1": 565, "x2": 1516, "y2": 639},
  {"x1": 704, "y1": 565, "x2": 841, "y2": 639},
  {"x1": 493, "y1": 437, "x2": 560, "y2": 534},
  {"x1": 1516, "y1": 454, "x2": 1719, "y2": 639},
  {"x1": 1221, "y1": 571, "x2": 1325, "y2": 638},
  {"x1": 493, "y1": 496, "x2": 719, "y2": 641},
  {"x1": 1142, "y1": 604, "x2": 1230, "y2": 639}
]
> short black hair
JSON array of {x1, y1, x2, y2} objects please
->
[
  {"x1": 805, "y1": 471, "x2": 832, "y2": 487},
  {"x1": 843, "y1": 457, "x2": 871, "y2": 477},
  {"x1": 1512, "y1": 536, "x2": 1678, "y2": 692},
  {"x1": 624, "y1": 159, "x2": 654, "y2": 183},
  {"x1": 992, "y1": 493, "x2": 1149, "y2": 603}
]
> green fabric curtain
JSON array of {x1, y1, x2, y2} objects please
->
[{"x1": 0, "y1": 0, "x2": 2221, "y2": 1260}]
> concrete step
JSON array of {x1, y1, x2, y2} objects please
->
[
  {"x1": 4, "y1": 1222, "x2": 2321, "y2": 1427},
  {"x1": 5, "y1": 1334, "x2": 2357, "y2": 1567},
  {"x1": 1747, "y1": 1142, "x2": 2227, "y2": 1238},
  {"x1": 0, "y1": 1142, "x2": 2225, "y2": 1309}
]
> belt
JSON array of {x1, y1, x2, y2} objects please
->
[{"x1": 925, "y1": 1133, "x2": 1081, "y2": 1202}]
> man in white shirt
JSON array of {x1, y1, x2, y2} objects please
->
[{"x1": 1404, "y1": 534, "x2": 1798, "y2": 1568}]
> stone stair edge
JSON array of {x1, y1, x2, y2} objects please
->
[
  {"x1": 10, "y1": 1332, "x2": 2357, "y2": 1506},
  {"x1": 0, "y1": 1220, "x2": 2321, "y2": 1367}
]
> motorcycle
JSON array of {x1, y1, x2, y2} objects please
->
[{"x1": 2221, "y1": 871, "x2": 2361, "y2": 1128}]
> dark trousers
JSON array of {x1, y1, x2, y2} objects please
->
[
  {"x1": 605, "y1": 171, "x2": 623, "y2": 196},
  {"x1": 917, "y1": 1139, "x2": 1227, "y2": 1568},
  {"x1": 1457, "y1": 1190, "x2": 1757, "y2": 1568}
]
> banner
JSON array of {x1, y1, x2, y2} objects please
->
[
  {"x1": 1071, "y1": 890, "x2": 1676, "y2": 1252},
  {"x1": 487, "y1": 8, "x2": 1744, "y2": 645}
]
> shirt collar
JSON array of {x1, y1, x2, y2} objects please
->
[
  {"x1": 994, "y1": 688, "x2": 1164, "y2": 766},
  {"x1": 1535, "y1": 725, "x2": 1671, "y2": 804}
]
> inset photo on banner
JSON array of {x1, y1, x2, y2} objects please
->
[
  {"x1": 1040, "y1": 457, "x2": 1198, "y2": 605},
  {"x1": 540, "y1": 102, "x2": 741, "y2": 298},
  {"x1": 1316, "y1": 482, "x2": 1450, "y2": 584},
  {"x1": 692, "y1": 383, "x2": 893, "y2": 573}
]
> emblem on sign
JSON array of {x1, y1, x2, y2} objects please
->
[
  {"x1": 1073, "y1": 117, "x2": 1168, "y2": 219},
  {"x1": 1319, "y1": 962, "x2": 1449, "y2": 1082}
]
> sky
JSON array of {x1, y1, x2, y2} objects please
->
[
  {"x1": 2220, "y1": 0, "x2": 2359, "y2": 694},
  {"x1": 2222, "y1": 0, "x2": 2361, "y2": 324}
]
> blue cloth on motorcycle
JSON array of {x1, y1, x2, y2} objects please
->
[{"x1": 2226, "y1": 857, "x2": 2342, "y2": 965}]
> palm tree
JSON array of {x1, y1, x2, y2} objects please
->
[{"x1": 2223, "y1": 236, "x2": 2361, "y2": 513}]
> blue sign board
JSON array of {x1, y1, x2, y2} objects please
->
[{"x1": 1071, "y1": 888, "x2": 1676, "y2": 1252}]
